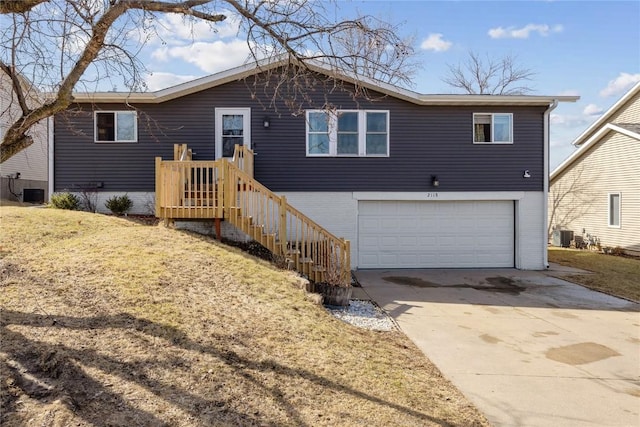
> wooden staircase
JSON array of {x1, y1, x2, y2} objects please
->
[{"x1": 155, "y1": 145, "x2": 350, "y2": 285}]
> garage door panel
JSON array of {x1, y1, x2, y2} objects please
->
[
  {"x1": 418, "y1": 236, "x2": 438, "y2": 246},
  {"x1": 358, "y1": 200, "x2": 514, "y2": 268},
  {"x1": 359, "y1": 217, "x2": 382, "y2": 231},
  {"x1": 399, "y1": 236, "x2": 419, "y2": 247}
]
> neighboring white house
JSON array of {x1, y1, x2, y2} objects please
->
[
  {"x1": 0, "y1": 72, "x2": 49, "y2": 203},
  {"x1": 549, "y1": 82, "x2": 640, "y2": 254}
]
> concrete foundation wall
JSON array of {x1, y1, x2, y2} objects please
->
[{"x1": 0, "y1": 177, "x2": 48, "y2": 203}]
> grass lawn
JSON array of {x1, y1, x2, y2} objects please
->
[
  {"x1": 0, "y1": 206, "x2": 488, "y2": 426},
  {"x1": 548, "y1": 247, "x2": 640, "y2": 302}
]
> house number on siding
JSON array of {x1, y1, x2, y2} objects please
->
[{"x1": 425, "y1": 192, "x2": 439, "y2": 198}]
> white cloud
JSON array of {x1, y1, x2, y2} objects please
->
[
  {"x1": 582, "y1": 103, "x2": 603, "y2": 116},
  {"x1": 151, "y1": 39, "x2": 251, "y2": 73},
  {"x1": 599, "y1": 72, "x2": 640, "y2": 97},
  {"x1": 145, "y1": 72, "x2": 199, "y2": 91},
  {"x1": 550, "y1": 113, "x2": 591, "y2": 128},
  {"x1": 420, "y1": 33, "x2": 452, "y2": 52},
  {"x1": 61, "y1": 31, "x2": 90, "y2": 55},
  {"x1": 157, "y1": 12, "x2": 240, "y2": 41},
  {"x1": 130, "y1": 11, "x2": 241, "y2": 46},
  {"x1": 550, "y1": 113, "x2": 567, "y2": 125},
  {"x1": 151, "y1": 47, "x2": 169, "y2": 62},
  {"x1": 488, "y1": 24, "x2": 563, "y2": 39}
]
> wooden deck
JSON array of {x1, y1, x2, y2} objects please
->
[{"x1": 155, "y1": 145, "x2": 350, "y2": 285}]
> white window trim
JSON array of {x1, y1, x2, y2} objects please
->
[
  {"x1": 608, "y1": 192, "x2": 621, "y2": 228},
  {"x1": 473, "y1": 113, "x2": 513, "y2": 144},
  {"x1": 305, "y1": 110, "x2": 390, "y2": 157},
  {"x1": 215, "y1": 108, "x2": 251, "y2": 160},
  {"x1": 94, "y1": 111, "x2": 138, "y2": 143}
]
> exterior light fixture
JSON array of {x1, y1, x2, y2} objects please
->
[
  {"x1": 431, "y1": 175, "x2": 439, "y2": 187},
  {"x1": 523, "y1": 170, "x2": 531, "y2": 178},
  {"x1": 263, "y1": 117, "x2": 270, "y2": 128}
]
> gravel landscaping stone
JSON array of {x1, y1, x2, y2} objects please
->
[{"x1": 326, "y1": 300, "x2": 396, "y2": 331}]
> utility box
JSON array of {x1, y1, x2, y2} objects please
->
[
  {"x1": 23, "y1": 188, "x2": 45, "y2": 204},
  {"x1": 552, "y1": 230, "x2": 574, "y2": 248}
]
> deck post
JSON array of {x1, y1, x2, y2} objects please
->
[
  {"x1": 217, "y1": 160, "x2": 226, "y2": 218},
  {"x1": 343, "y1": 239, "x2": 351, "y2": 286},
  {"x1": 214, "y1": 218, "x2": 222, "y2": 240},
  {"x1": 279, "y1": 196, "x2": 287, "y2": 255},
  {"x1": 155, "y1": 157, "x2": 162, "y2": 218}
]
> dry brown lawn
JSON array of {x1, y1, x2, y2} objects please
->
[
  {"x1": 0, "y1": 206, "x2": 488, "y2": 426},
  {"x1": 548, "y1": 247, "x2": 640, "y2": 302}
]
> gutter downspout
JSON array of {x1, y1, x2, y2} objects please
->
[
  {"x1": 543, "y1": 99, "x2": 558, "y2": 269},
  {"x1": 47, "y1": 116, "x2": 54, "y2": 202}
]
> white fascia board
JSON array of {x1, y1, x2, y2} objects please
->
[
  {"x1": 71, "y1": 57, "x2": 290, "y2": 103},
  {"x1": 550, "y1": 123, "x2": 640, "y2": 182},
  {"x1": 609, "y1": 123, "x2": 640, "y2": 140},
  {"x1": 416, "y1": 94, "x2": 578, "y2": 106},
  {"x1": 571, "y1": 82, "x2": 640, "y2": 147},
  {"x1": 69, "y1": 56, "x2": 579, "y2": 107},
  {"x1": 352, "y1": 191, "x2": 526, "y2": 201}
]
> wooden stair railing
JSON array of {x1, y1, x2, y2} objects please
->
[
  {"x1": 231, "y1": 144, "x2": 254, "y2": 177},
  {"x1": 222, "y1": 159, "x2": 350, "y2": 285},
  {"x1": 155, "y1": 146, "x2": 350, "y2": 285}
]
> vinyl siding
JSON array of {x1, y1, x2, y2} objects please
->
[
  {"x1": 258, "y1": 105, "x2": 545, "y2": 192},
  {"x1": 549, "y1": 131, "x2": 640, "y2": 252},
  {"x1": 610, "y1": 91, "x2": 640, "y2": 124},
  {"x1": 55, "y1": 76, "x2": 546, "y2": 193},
  {"x1": 0, "y1": 74, "x2": 48, "y2": 182}
]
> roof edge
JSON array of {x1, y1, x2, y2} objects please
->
[
  {"x1": 572, "y1": 82, "x2": 640, "y2": 147},
  {"x1": 550, "y1": 123, "x2": 640, "y2": 181},
  {"x1": 69, "y1": 57, "x2": 579, "y2": 106}
]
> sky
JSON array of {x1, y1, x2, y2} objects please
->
[{"x1": 19, "y1": 0, "x2": 638, "y2": 170}]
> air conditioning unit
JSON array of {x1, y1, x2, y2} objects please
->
[{"x1": 552, "y1": 230, "x2": 574, "y2": 248}]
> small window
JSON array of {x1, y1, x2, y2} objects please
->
[
  {"x1": 608, "y1": 193, "x2": 620, "y2": 227},
  {"x1": 337, "y1": 112, "x2": 359, "y2": 155},
  {"x1": 366, "y1": 112, "x2": 389, "y2": 155},
  {"x1": 473, "y1": 113, "x2": 513, "y2": 144},
  {"x1": 95, "y1": 111, "x2": 137, "y2": 142},
  {"x1": 306, "y1": 110, "x2": 389, "y2": 156},
  {"x1": 307, "y1": 111, "x2": 330, "y2": 155}
]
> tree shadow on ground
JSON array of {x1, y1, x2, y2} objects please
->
[{"x1": 1, "y1": 310, "x2": 451, "y2": 426}]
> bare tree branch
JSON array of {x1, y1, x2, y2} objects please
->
[
  {"x1": 0, "y1": 0, "x2": 48, "y2": 14},
  {"x1": 1, "y1": 0, "x2": 415, "y2": 162},
  {"x1": 443, "y1": 51, "x2": 535, "y2": 95}
]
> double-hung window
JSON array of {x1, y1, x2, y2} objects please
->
[
  {"x1": 473, "y1": 113, "x2": 513, "y2": 144},
  {"x1": 306, "y1": 110, "x2": 389, "y2": 156},
  {"x1": 95, "y1": 111, "x2": 137, "y2": 142},
  {"x1": 608, "y1": 193, "x2": 621, "y2": 227}
]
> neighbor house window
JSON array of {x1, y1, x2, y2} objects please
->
[
  {"x1": 95, "y1": 111, "x2": 137, "y2": 142},
  {"x1": 306, "y1": 110, "x2": 389, "y2": 156},
  {"x1": 473, "y1": 113, "x2": 513, "y2": 143},
  {"x1": 608, "y1": 193, "x2": 620, "y2": 227}
]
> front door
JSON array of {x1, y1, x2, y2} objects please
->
[{"x1": 215, "y1": 108, "x2": 251, "y2": 160}]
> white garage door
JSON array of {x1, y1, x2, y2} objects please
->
[{"x1": 358, "y1": 200, "x2": 514, "y2": 268}]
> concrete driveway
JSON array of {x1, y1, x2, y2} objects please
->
[{"x1": 354, "y1": 267, "x2": 640, "y2": 427}]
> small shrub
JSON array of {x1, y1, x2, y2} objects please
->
[
  {"x1": 105, "y1": 194, "x2": 133, "y2": 215},
  {"x1": 77, "y1": 186, "x2": 98, "y2": 212},
  {"x1": 50, "y1": 192, "x2": 80, "y2": 210}
]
